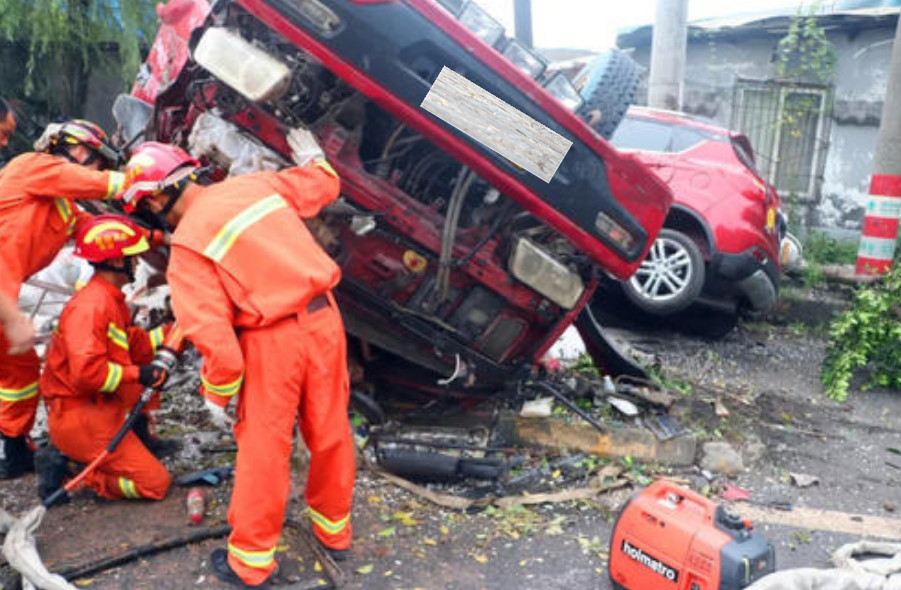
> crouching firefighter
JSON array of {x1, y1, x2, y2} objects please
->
[
  {"x1": 38, "y1": 215, "x2": 173, "y2": 502},
  {"x1": 0, "y1": 119, "x2": 131, "y2": 479},
  {"x1": 121, "y1": 133, "x2": 354, "y2": 588}
]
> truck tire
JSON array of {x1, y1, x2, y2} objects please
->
[
  {"x1": 622, "y1": 229, "x2": 705, "y2": 316},
  {"x1": 574, "y1": 49, "x2": 640, "y2": 139}
]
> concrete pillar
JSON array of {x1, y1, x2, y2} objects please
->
[
  {"x1": 513, "y1": 0, "x2": 533, "y2": 49},
  {"x1": 856, "y1": 15, "x2": 901, "y2": 274},
  {"x1": 648, "y1": 0, "x2": 689, "y2": 111}
]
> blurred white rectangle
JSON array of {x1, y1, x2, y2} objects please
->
[{"x1": 421, "y1": 66, "x2": 571, "y2": 183}]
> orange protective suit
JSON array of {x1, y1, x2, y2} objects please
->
[
  {"x1": 167, "y1": 161, "x2": 353, "y2": 586},
  {"x1": 40, "y1": 276, "x2": 170, "y2": 500},
  {"x1": 0, "y1": 152, "x2": 125, "y2": 438}
]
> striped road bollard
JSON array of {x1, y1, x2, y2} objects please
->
[{"x1": 856, "y1": 175, "x2": 901, "y2": 275}]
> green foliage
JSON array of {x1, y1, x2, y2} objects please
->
[
  {"x1": 0, "y1": 0, "x2": 158, "y2": 115},
  {"x1": 776, "y1": 1, "x2": 836, "y2": 85},
  {"x1": 803, "y1": 231, "x2": 858, "y2": 266},
  {"x1": 822, "y1": 265, "x2": 901, "y2": 400}
]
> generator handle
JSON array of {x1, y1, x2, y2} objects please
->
[{"x1": 646, "y1": 479, "x2": 717, "y2": 522}]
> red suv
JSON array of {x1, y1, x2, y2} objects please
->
[
  {"x1": 115, "y1": 0, "x2": 673, "y2": 394},
  {"x1": 608, "y1": 107, "x2": 782, "y2": 318}
]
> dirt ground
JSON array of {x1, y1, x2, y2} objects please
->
[{"x1": 3, "y1": 286, "x2": 901, "y2": 590}]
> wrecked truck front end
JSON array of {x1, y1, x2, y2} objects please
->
[{"x1": 128, "y1": 0, "x2": 672, "y2": 390}]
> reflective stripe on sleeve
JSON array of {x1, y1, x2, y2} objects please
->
[
  {"x1": 149, "y1": 326, "x2": 165, "y2": 353},
  {"x1": 201, "y1": 373, "x2": 243, "y2": 399},
  {"x1": 100, "y1": 362, "x2": 123, "y2": 393},
  {"x1": 0, "y1": 381, "x2": 39, "y2": 402},
  {"x1": 202, "y1": 195, "x2": 287, "y2": 263},
  {"x1": 106, "y1": 172, "x2": 125, "y2": 197},
  {"x1": 309, "y1": 507, "x2": 350, "y2": 536},
  {"x1": 227, "y1": 543, "x2": 276, "y2": 569},
  {"x1": 314, "y1": 159, "x2": 338, "y2": 178},
  {"x1": 107, "y1": 323, "x2": 129, "y2": 351}
]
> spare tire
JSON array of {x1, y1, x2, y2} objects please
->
[{"x1": 574, "y1": 49, "x2": 641, "y2": 139}]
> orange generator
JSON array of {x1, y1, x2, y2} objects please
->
[{"x1": 609, "y1": 480, "x2": 775, "y2": 590}]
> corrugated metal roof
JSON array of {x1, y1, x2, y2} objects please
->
[{"x1": 618, "y1": 2, "x2": 899, "y2": 48}]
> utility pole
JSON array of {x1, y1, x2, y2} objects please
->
[
  {"x1": 513, "y1": 0, "x2": 533, "y2": 49},
  {"x1": 648, "y1": 0, "x2": 689, "y2": 110},
  {"x1": 856, "y1": 14, "x2": 901, "y2": 275}
]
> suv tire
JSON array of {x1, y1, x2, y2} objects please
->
[
  {"x1": 575, "y1": 49, "x2": 641, "y2": 139},
  {"x1": 623, "y1": 228, "x2": 705, "y2": 316}
]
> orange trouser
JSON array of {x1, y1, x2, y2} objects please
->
[
  {"x1": 0, "y1": 331, "x2": 40, "y2": 438},
  {"x1": 226, "y1": 301, "x2": 354, "y2": 586},
  {"x1": 47, "y1": 399, "x2": 170, "y2": 500}
]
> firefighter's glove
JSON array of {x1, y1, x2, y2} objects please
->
[
  {"x1": 204, "y1": 399, "x2": 235, "y2": 431},
  {"x1": 287, "y1": 127, "x2": 324, "y2": 167},
  {"x1": 139, "y1": 363, "x2": 170, "y2": 390}
]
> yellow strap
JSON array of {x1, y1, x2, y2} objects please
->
[
  {"x1": 309, "y1": 507, "x2": 350, "y2": 535},
  {"x1": 203, "y1": 195, "x2": 287, "y2": 263},
  {"x1": 100, "y1": 362, "x2": 123, "y2": 393},
  {"x1": 0, "y1": 380, "x2": 39, "y2": 402},
  {"x1": 227, "y1": 543, "x2": 276, "y2": 569},
  {"x1": 201, "y1": 373, "x2": 243, "y2": 398},
  {"x1": 107, "y1": 323, "x2": 129, "y2": 351}
]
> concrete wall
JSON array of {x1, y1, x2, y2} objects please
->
[{"x1": 624, "y1": 19, "x2": 897, "y2": 231}]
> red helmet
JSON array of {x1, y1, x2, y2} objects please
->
[
  {"x1": 73, "y1": 214, "x2": 150, "y2": 263},
  {"x1": 36, "y1": 119, "x2": 120, "y2": 167},
  {"x1": 121, "y1": 142, "x2": 200, "y2": 213}
]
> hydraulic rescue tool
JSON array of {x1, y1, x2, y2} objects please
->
[{"x1": 609, "y1": 479, "x2": 775, "y2": 590}]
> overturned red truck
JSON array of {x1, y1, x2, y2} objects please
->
[{"x1": 118, "y1": 0, "x2": 673, "y2": 401}]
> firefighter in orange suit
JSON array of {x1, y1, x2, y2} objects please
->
[
  {"x1": 39, "y1": 214, "x2": 172, "y2": 501},
  {"x1": 0, "y1": 120, "x2": 128, "y2": 480},
  {"x1": 121, "y1": 134, "x2": 353, "y2": 589}
]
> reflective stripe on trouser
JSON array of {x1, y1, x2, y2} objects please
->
[
  {"x1": 47, "y1": 402, "x2": 170, "y2": 501},
  {"x1": 0, "y1": 333, "x2": 41, "y2": 437},
  {"x1": 226, "y1": 301, "x2": 354, "y2": 587}
]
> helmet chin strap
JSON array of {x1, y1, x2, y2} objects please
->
[{"x1": 93, "y1": 260, "x2": 136, "y2": 283}]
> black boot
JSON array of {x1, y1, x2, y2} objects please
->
[
  {"x1": 35, "y1": 445, "x2": 72, "y2": 503},
  {"x1": 0, "y1": 433, "x2": 35, "y2": 480},
  {"x1": 133, "y1": 414, "x2": 182, "y2": 458}
]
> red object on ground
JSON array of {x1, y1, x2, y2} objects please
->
[
  {"x1": 719, "y1": 483, "x2": 751, "y2": 502},
  {"x1": 165, "y1": 163, "x2": 354, "y2": 587},
  {"x1": 41, "y1": 276, "x2": 170, "y2": 500},
  {"x1": 187, "y1": 487, "x2": 206, "y2": 524},
  {"x1": 856, "y1": 174, "x2": 901, "y2": 275},
  {"x1": 0, "y1": 153, "x2": 122, "y2": 439}
]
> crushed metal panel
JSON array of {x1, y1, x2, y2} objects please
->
[{"x1": 421, "y1": 66, "x2": 572, "y2": 183}]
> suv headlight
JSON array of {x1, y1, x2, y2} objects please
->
[
  {"x1": 502, "y1": 39, "x2": 547, "y2": 79},
  {"x1": 194, "y1": 28, "x2": 291, "y2": 102},
  {"x1": 544, "y1": 72, "x2": 584, "y2": 111},
  {"x1": 510, "y1": 238, "x2": 584, "y2": 309},
  {"x1": 458, "y1": 1, "x2": 506, "y2": 48}
]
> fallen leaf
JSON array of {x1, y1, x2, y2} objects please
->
[
  {"x1": 422, "y1": 538, "x2": 437, "y2": 546},
  {"x1": 368, "y1": 495, "x2": 382, "y2": 504},
  {"x1": 473, "y1": 553, "x2": 489, "y2": 564},
  {"x1": 378, "y1": 526, "x2": 396, "y2": 538},
  {"x1": 75, "y1": 579, "x2": 94, "y2": 587},
  {"x1": 439, "y1": 525, "x2": 450, "y2": 535},
  {"x1": 384, "y1": 570, "x2": 394, "y2": 577},
  {"x1": 276, "y1": 544, "x2": 290, "y2": 552},
  {"x1": 356, "y1": 564, "x2": 374, "y2": 575},
  {"x1": 392, "y1": 511, "x2": 418, "y2": 526},
  {"x1": 314, "y1": 561, "x2": 323, "y2": 573}
]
